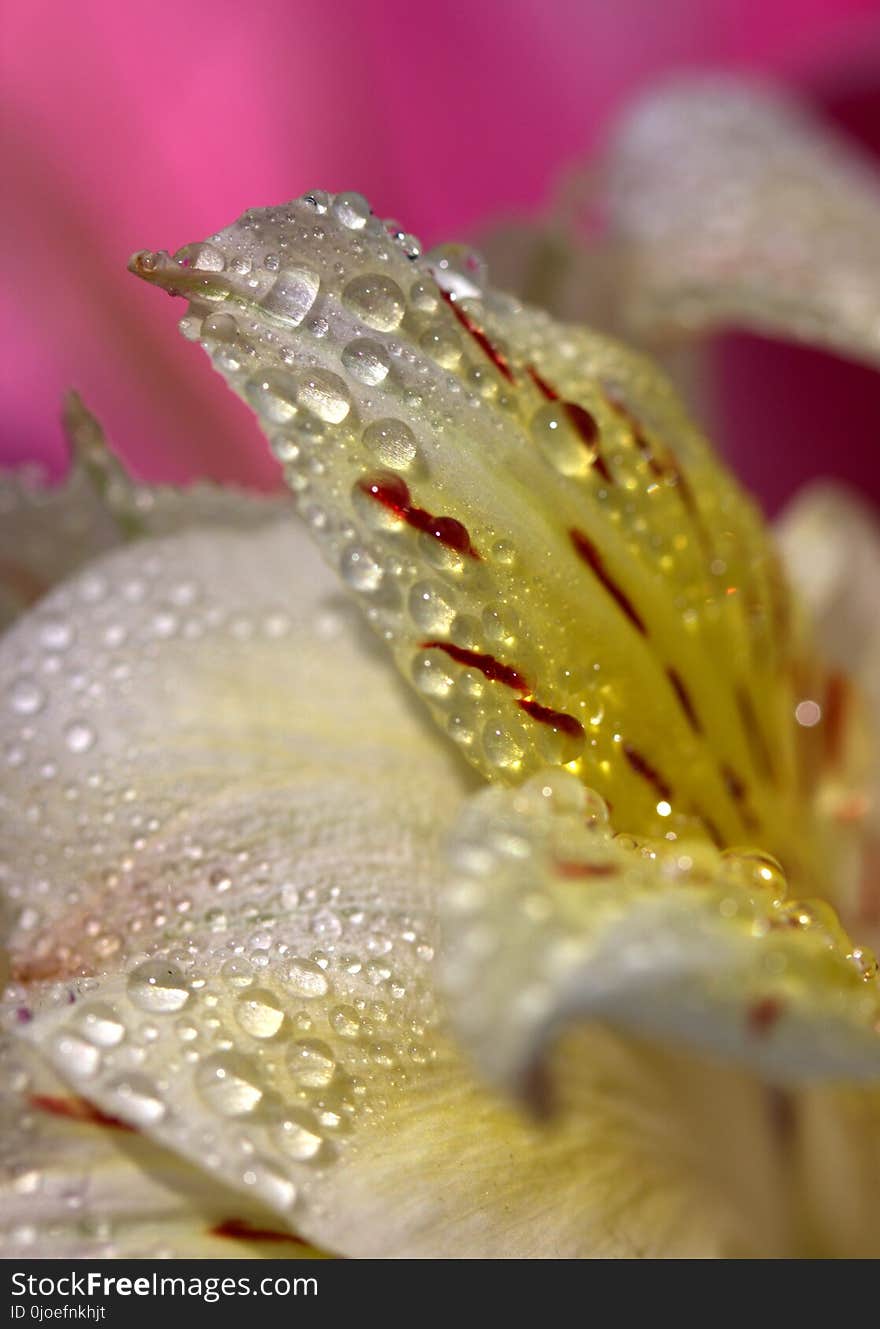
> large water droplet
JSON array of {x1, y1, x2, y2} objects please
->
[
  {"x1": 51, "y1": 1032, "x2": 100, "y2": 1078},
  {"x1": 273, "y1": 1107, "x2": 325, "y2": 1161},
  {"x1": 287, "y1": 1038, "x2": 336, "y2": 1089},
  {"x1": 342, "y1": 274, "x2": 405, "y2": 331},
  {"x1": 342, "y1": 338, "x2": 390, "y2": 386},
  {"x1": 340, "y1": 545, "x2": 383, "y2": 593},
  {"x1": 64, "y1": 721, "x2": 95, "y2": 755},
  {"x1": 260, "y1": 265, "x2": 320, "y2": 325},
  {"x1": 408, "y1": 581, "x2": 456, "y2": 633},
  {"x1": 424, "y1": 243, "x2": 487, "y2": 299},
  {"x1": 104, "y1": 1074, "x2": 167, "y2": 1126},
  {"x1": 234, "y1": 988, "x2": 285, "y2": 1039},
  {"x1": 127, "y1": 961, "x2": 191, "y2": 1014},
  {"x1": 195, "y1": 1052, "x2": 264, "y2": 1117},
  {"x1": 332, "y1": 191, "x2": 371, "y2": 230},
  {"x1": 295, "y1": 370, "x2": 351, "y2": 424},
  {"x1": 362, "y1": 418, "x2": 419, "y2": 470},
  {"x1": 244, "y1": 369, "x2": 299, "y2": 424},
  {"x1": 530, "y1": 402, "x2": 597, "y2": 477},
  {"x1": 285, "y1": 957, "x2": 329, "y2": 999},
  {"x1": 8, "y1": 677, "x2": 45, "y2": 716},
  {"x1": 72, "y1": 1002, "x2": 125, "y2": 1048}
]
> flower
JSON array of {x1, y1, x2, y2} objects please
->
[{"x1": 2, "y1": 92, "x2": 880, "y2": 1259}]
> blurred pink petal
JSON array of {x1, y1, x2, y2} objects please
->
[{"x1": 3, "y1": 0, "x2": 880, "y2": 491}]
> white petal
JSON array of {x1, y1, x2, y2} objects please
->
[
  {"x1": 605, "y1": 77, "x2": 880, "y2": 365},
  {"x1": 440, "y1": 773, "x2": 880, "y2": 1100},
  {"x1": 1, "y1": 523, "x2": 789, "y2": 1256},
  {"x1": 0, "y1": 1036, "x2": 326, "y2": 1258},
  {"x1": 0, "y1": 394, "x2": 287, "y2": 631}
]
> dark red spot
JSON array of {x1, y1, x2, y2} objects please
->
[
  {"x1": 15, "y1": 1007, "x2": 32, "y2": 1024},
  {"x1": 439, "y1": 288, "x2": 514, "y2": 382},
  {"x1": 421, "y1": 640, "x2": 528, "y2": 692},
  {"x1": 570, "y1": 529, "x2": 647, "y2": 635},
  {"x1": 666, "y1": 668, "x2": 701, "y2": 733},
  {"x1": 622, "y1": 742, "x2": 672, "y2": 802},
  {"x1": 721, "y1": 764, "x2": 746, "y2": 802},
  {"x1": 359, "y1": 474, "x2": 480, "y2": 559},
  {"x1": 518, "y1": 698, "x2": 584, "y2": 738},
  {"x1": 554, "y1": 860, "x2": 618, "y2": 879},
  {"x1": 747, "y1": 997, "x2": 784, "y2": 1037},
  {"x1": 697, "y1": 813, "x2": 725, "y2": 849},
  {"x1": 210, "y1": 1219, "x2": 307, "y2": 1247},
  {"x1": 30, "y1": 1094, "x2": 136, "y2": 1133},
  {"x1": 736, "y1": 686, "x2": 776, "y2": 784},
  {"x1": 823, "y1": 671, "x2": 848, "y2": 768}
]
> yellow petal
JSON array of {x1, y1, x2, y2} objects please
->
[
  {"x1": 440, "y1": 772, "x2": 880, "y2": 1098},
  {"x1": 130, "y1": 193, "x2": 824, "y2": 890}
]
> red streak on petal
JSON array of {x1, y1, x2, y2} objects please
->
[
  {"x1": 666, "y1": 667, "x2": 702, "y2": 733},
  {"x1": 359, "y1": 474, "x2": 480, "y2": 559},
  {"x1": 622, "y1": 742, "x2": 673, "y2": 802},
  {"x1": 554, "y1": 860, "x2": 618, "y2": 879},
  {"x1": 421, "y1": 640, "x2": 528, "y2": 692},
  {"x1": 570, "y1": 529, "x2": 647, "y2": 635},
  {"x1": 823, "y1": 671, "x2": 848, "y2": 769},
  {"x1": 747, "y1": 997, "x2": 784, "y2": 1037},
  {"x1": 210, "y1": 1218, "x2": 307, "y2": 1247},
  {"x1": 439, "y1": 288, "x2": 514, "y2": 383},
  {"x1": 30, "y1": 1094, "x2": 136, "y2": 1133},
  {"x1": 518, "y1": 697, "x2": 584, "y2": 738}
]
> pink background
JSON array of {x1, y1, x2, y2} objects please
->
[{"x1": 3, "y1": 0, "x2": 880, "y2": 508}]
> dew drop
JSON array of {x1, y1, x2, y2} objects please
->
[
  {"x1": 287, "y1": 1038, "x2": 336, "y2": 1088},
  {"x1": 332, "y1": 191, "x2": 371, "y2": 230},
  {"x1": 127, "y1": 961, "x2": 191, "y2": 1014},
  {"x1": 340, "y1": 544, "x2": 383, "y2": 593},
  {"x1": 296, "y1": 369, "x2": 351, "y2": 424},
  {"x1": 273, "y1": 1107, "x2": 325, "y2": 1161},
  {"x1": 260, "y1": 264, "x2": 320, "y2": 325},
  {"x1": 8, "y1": 677, "x2": 45, "y2": 716},
  {"x1": 362, "y1": 418, "x2": 419, "y2": 470},
  {"x1": 244, "y1": 369, "x2": 299, "y2": 424},
  {"x1": 64, "y1": 721, "x2": 95, "y2": 755},
  {"x1": 72, "y1": 1002, "x2": 125, "y2": 1048},
  {"x1": 329, "y1": 1005, "x2": 361, "y2": 1039},
  {"x1": 104, "y1": 1074, "x2": 167, "y2": 1126},
  {"x1": 342, "y1": 274, "x2": 405, "y2": 331},
  {"x1": 530, "y1": 402, "x2": 596, "y2": 477},
  {"x1": 341, "y1": 338, "x2": 390, "y2": 386},
  {"x1": 234, "y1": 988, "x2": 285, "y2": 1039},
  {"x1": 285, "y1": 956, "x2": 330, "y2": 999},
  {"x1": 51, "y1": 1032, "x2": 100, "y2": 1079},
  {"x1": 195, "y1": 1052, "x2": 264, "y2": 1117},
  {"x1": 408, "y1": 581, "x2": 455, "y2": 633}
]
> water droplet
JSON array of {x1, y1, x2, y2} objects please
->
[
  {"x1": 425, "y1": 243, "x2": 486, "y2": 299},
  {"x1": 296, "y1": 369, "x2": 351, "y2": 424},
  {"x1": 39, "y1": 619, "x2": 73, "y2": 652},
  {"x1": 332, "y1": 191, "x2": 371, "y2": 230},
  {"x1": 260, "y1": 264, "x2": 320, "y2": 325},
  {"x1": 64, "y1": 721, "x2": 95, "y2": 755},
  {"x1": 419, "y1": 323, "x2": 462, "y2": 367},
  {"x1": 362, "y1": 418, "x2": 419, "y2": 470},
  {"x1": 220, "y1": 957, "x2": 254, "y2": 988},
  {"x1": 244, "y1": 369, "x2": 299, "y2": 424},
  {"x1": 329, "y1": 1005, "x2": 361, "y2": 1039},
  {"x1": 273, "y1": 1107, "x2": 325, "y2": 1161},
  {"x1": 482, "y1": 724, "x2": 523, "y2": 769},
  {"x1": 340, "y1": 544, "x2": 383, "y2": 593},
  {"x1": 8, "y1": 677, "x2": 45, "y2": 716},
  {"x1": 195, "y1": 1052, "x2": 264, "y2": 1117},
  {"x1": 287, "y1": 1038, "x2": 336, "y2": 1088},
  {"x1": 408, "y1": 581, "x2": 455, "y2": 633},
  {"x1": 51, "y1": 1032, "x2": 100, "y2": 1078},
  {"x1": 104, "y1": 1074, "x2": 166, "y2": 1126},
  {"x1": 342, "y1": 337, "x2": 390, "y2": 385},
  {"x1": 530, "y1": 403, "x2": 597, "y2": 477},
  {"x1": 234, "y1": 988, "x2": 285, "y2": 1039},
  {"x1": 72, "y1": 1002, "x2": 125, "y2": 1048},
  {"x1": 285, "y1": 956, "x2": 329, "y2": 999},
  {"x1": 342, "y1": 274, "x2": 405, "y2": 331},
  {"x1": 127, "y1": 961, "x2": 191, "y2": 1014}
]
